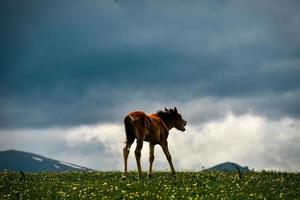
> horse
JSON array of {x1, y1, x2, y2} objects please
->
[{"x1": 121, "y1": 107, "x2": 187, "y2": 179}]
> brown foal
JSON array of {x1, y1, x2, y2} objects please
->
[{"x1": 121, "y1": 107, "x2": 187, "y2": 179}]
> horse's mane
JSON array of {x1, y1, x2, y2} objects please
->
[{"x1": 156, "y1": 109, "x2": 174, "y2": 122}]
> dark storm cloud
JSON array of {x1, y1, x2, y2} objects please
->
[{"x1": 1, "y1": 0, "x2": 300, "y2": 128}]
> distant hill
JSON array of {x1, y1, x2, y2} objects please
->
[
  {"x1": 0, "y1": 150, "x2": 93, "y2": 172},
  {"x1": 207, "y1": 162, "x2": 250, "y2": 172}
]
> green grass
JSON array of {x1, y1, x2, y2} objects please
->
[{"x1": 0, "y1": 170, "x2": 299, "y2": 199}]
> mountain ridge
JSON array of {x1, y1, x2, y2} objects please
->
[
  {"x1": 207, "y1": 161, "x2": 250, "y2": 172},
  {"x1": 0, "y1": 149, "x2": 93, "y2": 172}
]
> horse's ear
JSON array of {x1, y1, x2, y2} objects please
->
[
  {"x1": 174, "y1": 107, "x2": 177, "y2": 113},
  {"x1": 165, "y1": 107, "x2": 169, "y2": 112}
]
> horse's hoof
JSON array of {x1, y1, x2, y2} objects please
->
[{"x1": 121, "y1": 175, "x2": 127, "y2": 181}]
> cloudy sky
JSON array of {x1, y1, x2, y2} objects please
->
[{"x1": 1, "y1": 0, "x2": 300, "y2": 171}]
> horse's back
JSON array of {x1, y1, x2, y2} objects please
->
[
  {"x1": 124, "y1": 111, "x2": 147, "y2": 122},
  {"x1": 123, "y1": 111, "x2": 168, "y2": 144}
]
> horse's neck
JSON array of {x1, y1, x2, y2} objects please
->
[
  {"x1": 166, "y1": 124, "x2": 174, "y2": 131},
  {"x1": 161, "y1": 120, "x2": 174, "y2": 131},
  {"x1": 156, "y1": 114, "x2": 174, "y2": 131}
]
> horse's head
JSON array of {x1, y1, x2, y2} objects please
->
[
  {"x1": 166, "y1": 107, "x2": 187, "y2": 131},
  {"x1": 158, "y1": 107, "x2": 187, "y2": 131}
]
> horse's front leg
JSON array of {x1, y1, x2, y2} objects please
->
[
  {"x1": 135, "y1": 139, "x2": 144, "y2": 178},
  {"x1": 160, "y1": 141, "x2": 176, "y2": 178},
  {"x1": 147, "y1": 143, "x2": 155, "y2": 177}
]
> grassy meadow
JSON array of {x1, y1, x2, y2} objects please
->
[{"x1": 0, "y1": 170, "x2": 299, "y2": 199}]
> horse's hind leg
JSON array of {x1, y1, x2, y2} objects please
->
[
  {"x1": 122, "y1": 141, "x2": 133, "y2": 180},
  {"x1": 147, "y1": 143, "x2": 155, "y2": 177},
  {"x1": 135, "y1": 139, "x2": 144, "y2": 178},
  {"x1": 122, "y1": 116, "x2": 135, "y2": 180}
]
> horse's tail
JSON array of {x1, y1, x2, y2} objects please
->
[{"x1": 124, "y1": 114, "x2": 136, "y2": 144}]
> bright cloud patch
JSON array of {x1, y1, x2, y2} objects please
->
[
  {"x1": 0, "y1": 114, "x2": 299, "y2": 171},
  {"x1": 168, "y1": 114, "x2": 300, "y2": 171}
]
